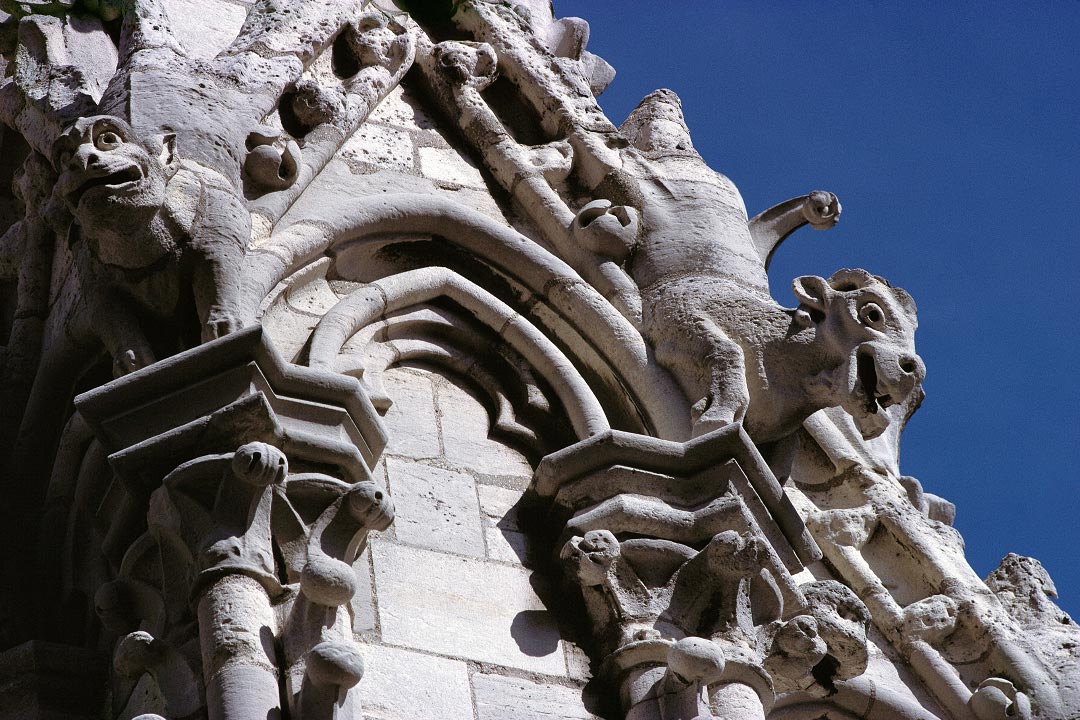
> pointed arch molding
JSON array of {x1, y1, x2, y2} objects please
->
[
  {"x1": 241, "y1": 193, "x2": 690, "y2": 440},
  {"x1": 308, "y1": 266, "x2": 606, "y2": 441}
]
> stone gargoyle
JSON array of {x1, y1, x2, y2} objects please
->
[
  {"x1": 577, "y1": 89, "x2": 926, "y2": 442},
  {"x1": 646, "y1": 265, "x2": 925, "y2": 443},
  {"x1": 0, "y1": 0, "x2": 369, "y2": 485},
  {"x1": 51, "y1": 114, "x2": 247, "y2": 374}
]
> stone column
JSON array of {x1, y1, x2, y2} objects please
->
[
  {"x1": 72, "y1": 327, "x2": 392, "y2": 719},
  {"x1": 532, "y1": 426, "x2": 870, "y2": 720},
  {"x1": 199, "y1": 575, "x2": 282, "y2": 720}
]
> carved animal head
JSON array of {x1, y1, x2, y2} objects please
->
[
  {"x1": 345, "y1": 12, "x2": 412, "y2": 73},
  {"x1": 793, "y1": 268, "x2": 925, "y2": 440},
  {"x1": 52, "y1": 115, "x2": 177, "y2": 268},
  {"x1": 432, "y1": 41, "x2": 497, "y2": 89},
  {"x1": 801, "y1": 580, "x2": 871, "y2": 685}
]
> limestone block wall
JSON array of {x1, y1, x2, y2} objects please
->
[
  {"x1": 252, "y1": 30, "x2": 601, "y2": 716},
  {"x1": 355, "y1": 368, "x2": 599, "y2": 719}
]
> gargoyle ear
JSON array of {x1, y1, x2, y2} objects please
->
[
  {"x1": 475, "y1": 44, "x2": 497, "y2": 81},
  {"x1": 155, "y1": 133, "x2": 178, "y2": 174},
  {"x1": 792, "y1": 275, "x2": 833, "y2": 316},
  {"x1": 386, "y1": 34, "x2": 412, "y2": 70}
]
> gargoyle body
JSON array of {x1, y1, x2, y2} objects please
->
[
  {"x1": 643, "y1": 267, "x2": 924, "y2": 443},
  {"x1": 53, "y1": 115, "x2": 247, "y2": 373},
  {"x1": 52, "y1": 0, "x2": 295, "y2": 367},
  {"x1": 585, "y1": 90, "x2": 925, "y2": 442}
]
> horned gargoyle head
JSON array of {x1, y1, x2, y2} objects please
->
[{"x1": 794, "y1": 268, "x2": 925, "y2": 440}]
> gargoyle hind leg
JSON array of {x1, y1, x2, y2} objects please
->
[
  {"x1": 191, "y1": 182, "x2": 249, "y2": 342},
  {"x1": 72, "y1": 243, "x2": 157, "y2": 376},
  {"x1": 92, "y1": 289, "x2": 157, "y2": 377},
  {"x1": 115, "y1": 0, "x2": 187, "y2": 62}
]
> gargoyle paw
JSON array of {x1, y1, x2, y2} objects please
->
[
  {"x1": 203, "y1": 310, "x2": 242, "y2": 342},
  {"x1": 113, "y1": 346, "x2": 156, "y2": 378},
  {"x1": 692, "y1": 418, "x2": 734, "y2": 438},
  {"x1": 691, "y1": 394, "x2": 746, "y2": 438}
]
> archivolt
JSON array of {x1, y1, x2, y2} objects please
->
[
  {"x1": 241, "y1": 193, "x2": 689, "y2": 440},
  {"x1": 308, "y1": 267, "x2": 607, "y2": 441}
]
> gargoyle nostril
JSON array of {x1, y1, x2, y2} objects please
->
[{"x1": 899, "y1": 357, "x2": 917, "y2": 374}]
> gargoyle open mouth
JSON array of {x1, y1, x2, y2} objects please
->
[
  {"x1": 69, "y1": 167, "x2": 143, "y2": 204},
  {"x1": 856, "y1": 351, "x2": 896, "y2": 414}
]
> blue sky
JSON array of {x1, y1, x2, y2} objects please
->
[{"x1": 555, "y1": 1, "x2": 1080, "y2": 617}]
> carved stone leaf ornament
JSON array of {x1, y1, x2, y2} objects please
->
[{"x1": 0, "y1": 1, "x2": 1076, "y2": 720}]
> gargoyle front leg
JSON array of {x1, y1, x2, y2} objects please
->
[
  {"x1": 190, "y1": 182, "x2": 249, "y2": 342},
  {"x1": 75, "y1": 244, "x2": 156, "y2": 375},
  {"x1": 90, "y1": 291, "x2": 156, "y2": 376},
  {"x1": 687, "y1": 316, "x2": 750, "y2": 437}
]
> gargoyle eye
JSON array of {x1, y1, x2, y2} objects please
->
[
  {"x1": 95, "y1": 130, "x2": 123, "y2": 151},
  {"x1": 357, "y1": 17, "x2": 383, "y2": 32},
  {"x1": 858, "y1": 302, "x2": 885, "y2": 327}
]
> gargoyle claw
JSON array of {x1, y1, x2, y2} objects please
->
[
  {"x1": 203, "y1": 310, "x2": 242, "y2": 342},
  {"x1": 113, "y1": 346, "x2": 156, "y2": 377}
]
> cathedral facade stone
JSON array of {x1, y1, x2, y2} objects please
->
[{"x1": 0, "y1": 2, "x2": 1075, "y2": 718}]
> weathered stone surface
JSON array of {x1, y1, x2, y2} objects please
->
[
  {"x1": 368, "y1": 84, "x2": 438, "y2": 131},
  {"x1": 472, "y1": 673, "x2": 601, "y2": 720},
  {"x1": 350, "y1": 548, "x2": 376, "y2": 635},
  {"x1": 379, "y1": 369, "x2": 441, "y2": 459},
  {"x1": 478, "y1": 482, "x2": 529, "y2": 564},
  {"x1": 164, "y1": 0, "x2": 247, "y2": 58},
  {"x1": 436, "y1": 379, "x2": 534, "y2": 478},
  {"x1": 2, "y1": 1, "x2": 1075, "y2": 719},
  {"x1": 384, "y1": 457, "x2": 485, "y2": 557},
  {"x1": 372, "y1": 540, "x2": 566, "y2": 675},
  {"x1": 357, "y1": 644, "x2": 473, "y2": 720},
  {"x1": 417, "y1": 145, "x2": 487, "y2": 188},
  {"x1": 341, "y1": 123, "x2": 415, "y2": 172}
]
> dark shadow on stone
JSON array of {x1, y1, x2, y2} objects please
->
[
  {"x1": 260, "y1": 624, "x2": 277, "y2": 664},
  {"x1": 510, "y1": 609, "x2": 560, "y2": 657},
  {"x1": 812, "y1": 653, "x2": 841, "y2": 695},
  {"x1": 583, "y1": 674, "x2": 620, "y2": 720}
]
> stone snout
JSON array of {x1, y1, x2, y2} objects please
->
[
  {"x1": 746, "y1": 269, "x2": 924, "y2": 443},
  {"x1": 794, "y1": 270, "x2": 924, "y2": 441}
]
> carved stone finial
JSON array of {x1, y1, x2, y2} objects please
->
[
  {"x1": 343, "y1": 10, "x2": 413, "y2": 74},
  {"x1": 572, "y1": 199, "x2": 640, "y2": 262},
  {"x1": 245, "y1": 126, "x2": 302, "y2": 191},
  {"x1": 300, "y1": 480, "x2": 394, "y2": 607},
  {"x1": 232, "y1": 441, "x2": 289, "y2": 485},
  {"x1": 902, "y1": 594, "x2": 958, "y2": 646},
  {"x1": 433, "y1": 40, "x2": 498, "y2": 89},
  {"x1": 970, "y1": 678, "x2": 1033, "y2": 720}
]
